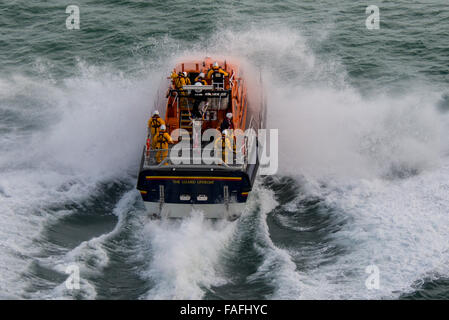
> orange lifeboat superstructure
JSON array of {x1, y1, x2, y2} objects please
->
[{"x1": 164, "y1": 57, "x2": 247, "y2": 138}]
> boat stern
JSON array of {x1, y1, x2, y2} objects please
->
[{"x1": 137, "y1": 168, "x2": 252, "y2": 220}]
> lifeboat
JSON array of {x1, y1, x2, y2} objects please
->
[{"x1": 136, "y1": 57, "x2": 266, "y2": 220}]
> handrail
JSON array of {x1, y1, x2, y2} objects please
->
[
  {"x1": 229, "y1": 71, "x2": 235, "y2": 88},
  {"x1": 174, "y1": 91, "x2": 179, "y2": 123},
  {"x1": 142, "y1": 144, "x2": 245, "y2": 169},
  {"x1": 168, "y1": 89, "x2": 230, "y2": 97}
]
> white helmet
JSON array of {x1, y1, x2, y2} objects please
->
[
  {"x1": 226, "y1": 112, "x2": 232, "y2": 119},
  {"x1": 194, "y1": 81, "x2": 203, "y2": 92},
  {"x1": 199, "y1": 72, "x2": 205, "y2": 78},
  {"x1": 183, "y1": 72, "x2": 188, "y2": 77},
  {"x1": 213, "y1": 61, "x2": 219, "y2": 68},
  {"x1": 153, "y1": 110, "x2": 159, "y2": 116},
  {"x1": 160, "y1": 124, "x2": 166, "y2": 130}
]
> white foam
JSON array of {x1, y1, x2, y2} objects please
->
[
  {"x1": 2, "y1": 23, "x2": 448, "y2": 300},
  {"x1": 0, "y1": 62, "x2": 159, "y2": 298},
  {"x1": 290, "y1": 164, "x2": 449, "y2": 299},
  {"x1": 141, "y1": 213, "x2": 238, "y2": 300},
  {"x1": 226, "y1": 27, "x2": 449, "y2": 299},
  {"x1": 197, "y1": 26, "x2": 449, "y2": 299},
  {"x1": 29, "y1": 189, "x2": 140, "y2": 299},
  {"x1": 245, "y1": 184, "x2": 305, "y2": 299}
]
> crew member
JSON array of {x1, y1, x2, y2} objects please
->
[
  {"x1": 148, "y1": 110, "x2": 165, "y2": 149},
  {"x1": 220, "y1": 112, "x2": 234, "y2": 132},
  {"x1": 171, "y1": 71, "x2": 191, "y2": 108},
  {"x1": 194, "y1": 72, "x2": 208, "y2": 85},
  {"x1": 155, "y1": 124, "x2": 174, "y2": 164},
  {"x1": 191, "y1": 82, "x2": 205, "y2": 118},
  {"x1": 207, "y1": 62, "x2": 229, "y2": 89},
  {"x1": 170, "y1": 71, "x2": 191, "y2": 90},
  {"x1": 214, "y1": 130, "x2": 233, "y2": 163}
]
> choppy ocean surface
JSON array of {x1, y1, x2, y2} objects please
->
[{"x1": 1, "y1": 0, "x2": 449, "y2": 299}]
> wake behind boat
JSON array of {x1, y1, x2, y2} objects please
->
[{"x1": 136, "y1": 57, "x2": 266, "y2": 220}]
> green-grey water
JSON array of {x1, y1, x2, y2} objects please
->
[{"x1": 1, "y1": 0, "x2": 449, "y2": 299}]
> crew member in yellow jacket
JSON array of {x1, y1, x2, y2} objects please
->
[
  {"x1": 207, "y1": 62, "x2": 229, "y2": 89},
  {"x1": 170, "y1": 71, "x2": 191, "y2": 107},
  {"x1": 214, "y1": 129, "x2": 234, "y2": 163},
  {"x1": 194, "y1": 72, "x2": 208, "y2": 85},
  {"x1": 155, "y1": 124, "x2": 174, "y2": 164},
  {"x1": 148, "y1": 110, "x2": 165, "y2": 149},
  {"x1": 170, "y1": 71, "x2": 191, "y2": 90}
]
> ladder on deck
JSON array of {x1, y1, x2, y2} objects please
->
[{"x1": 180, "y1": 109, "x2": 192, "y2": 132}]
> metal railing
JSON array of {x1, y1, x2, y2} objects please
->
[
  {"x1": 143, "y1": 148, "x2": 171, "y2": 167},
  {"x1": 142, "y1": 141, "x2": 249, "y2": 169}
]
